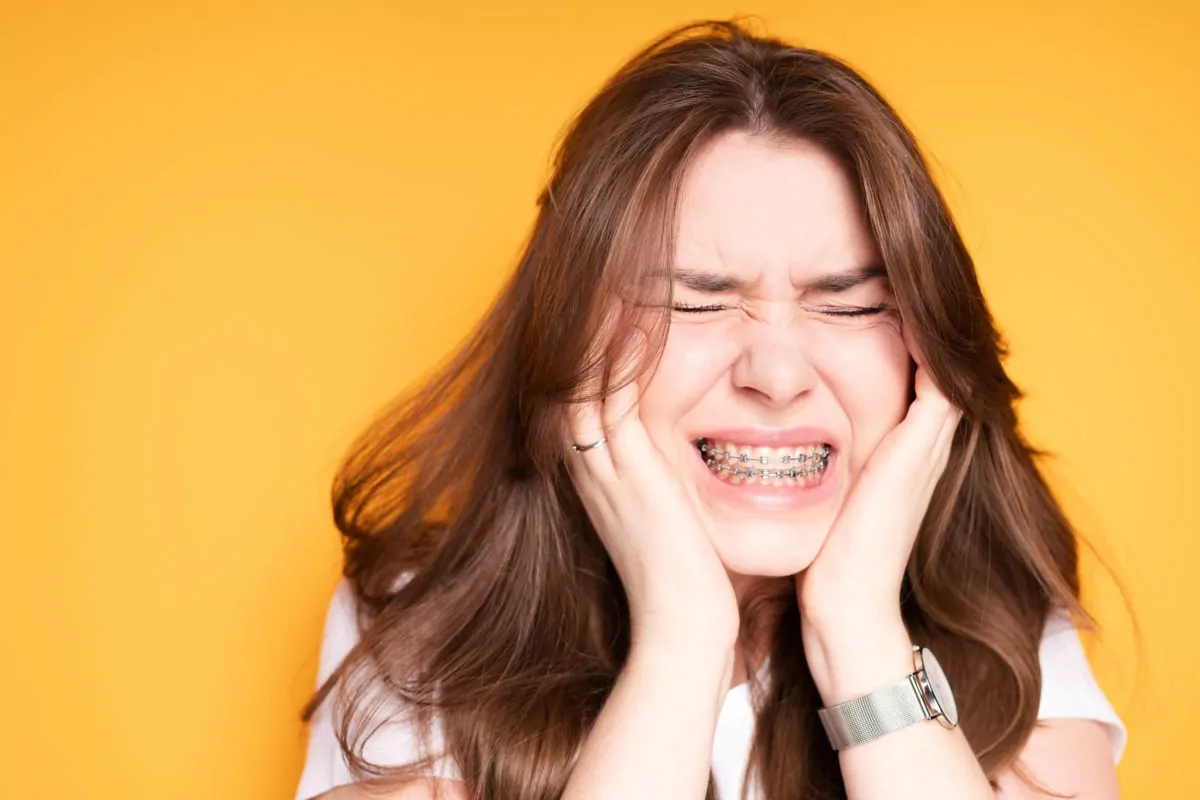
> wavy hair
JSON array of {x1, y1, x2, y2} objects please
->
[{"x1": 302, "y1": 19, "x2": 1097, "y2": 799}]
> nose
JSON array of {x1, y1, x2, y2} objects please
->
[{"x1": 731, "y1": 330, "x2": 819, "y2": 409}]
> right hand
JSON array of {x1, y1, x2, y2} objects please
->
[{"x1": 564, "y1": 328, "x2": 740, "y2": 654}]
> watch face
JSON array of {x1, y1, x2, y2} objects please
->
[{"x1": 921, "y1": 648, "x2": 958, "y2": 726}]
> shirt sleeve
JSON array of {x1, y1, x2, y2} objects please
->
[
  {"x1": 1035, "y1": 612, "x2": 1127, "y2": 764},
  {"x1": 294, "y1": 578, "x2": 459, "y2": 800}
]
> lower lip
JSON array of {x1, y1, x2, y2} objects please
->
[{"x1": 689, "y1": 444, "x2": 840, "y2": 512}]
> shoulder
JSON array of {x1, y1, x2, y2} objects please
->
[
  {"x1": 1035, "y1": 610, "x2": 1126, "y2": 763},
  {"x1": 315, "y1": 578, "x2": 362, "y2": 678},
  {"x1": 311, "y1": 575, "x2": 416, "y2": 688},
  {"x1": 994, "y1": 717, "x2": 1120, "y2": 799},
  {"x1": 990, "y1": 611, "x2": 1126, "y2": 798},
  {"x1": 316, "y1": 778, "x2": 468, "y2": 800},
  {"x1": 294, "y1": 580, "x2": 362, "y2": 800},
  {"x1": 295, "y1": 577, "x2": 460, "y2": 800}
]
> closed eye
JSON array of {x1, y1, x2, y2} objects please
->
[
  {"x1": 671, "y1": 302, "x2": 893, "y2": 316},
  {"x1": 816, "y1": 303, "x2": 891, "y2": 317},
  {"x1": 672, "y1": 302, "x2": 730, "y2": 313}
]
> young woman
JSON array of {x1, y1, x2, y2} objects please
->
[{"x1": 295, "y1": 20, "x2": 1125, "y2": 800}]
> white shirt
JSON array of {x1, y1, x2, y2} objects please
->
[{"x1": 295, "y1": 580, "x2": 1126, "y2": 800}]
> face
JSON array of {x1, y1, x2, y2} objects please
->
[{"x1": 635, "y1": 130, "x2": 912, "y2": 582}]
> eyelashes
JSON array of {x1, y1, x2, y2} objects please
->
[
  {"x1": 817, "y1": 302, "x2": 892, "y2": 317},
  {"x1": 672, "y1": 302, "x2": 891, "y2": 317}
]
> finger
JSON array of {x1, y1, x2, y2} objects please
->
[
  {"x1": 885, "y1": 366, "x2": 958, "y2": 477},
  {"x1": 907, "y1": 329, "x2": 962, "y2": 429},
  {"x1": 565, "y1": 366, "x2": 606, "y2": 443},
  {"x1": 932, "y1": 404, "x2": 963, "y2": 465},
  {"x1": 600, "y1": 329, "x2": 660, "y2": 471},
  {"x1": 567, "y1": 405, "x2": 613, "y2": 455},
  {"x1": 904, "y1": 363, "x2": 953, "y2": 427},
  {"x1": 915, "y1": 386, "x2": 962, "y2": 490},
  {"x1": 911, "y1": 353, "x2": 954, "y2": 405},
  {"x1": 566, "y1": 358, "x2": 617, "y2": 484},
  {"x1": 601, "y1": 326, "x2": 647, "y2": 425},
  {"x1": 914, "y1": 357, "x2": 959, "y2": 414}
]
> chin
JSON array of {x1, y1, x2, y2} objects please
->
[
  {"x1": 709, "y1": 518, "x2": 830, "y2": 577},
  {"x1": 682, "y1": 435, "x2": 847, "y2": 578}
]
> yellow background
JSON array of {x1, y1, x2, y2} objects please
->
[{"x1": 1, "y1": 1, "x2": 1194, "y2": 797}]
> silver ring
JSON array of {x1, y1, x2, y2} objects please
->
[{"x1": 570, "y1": 436, "x2": 607, "y2": 453}]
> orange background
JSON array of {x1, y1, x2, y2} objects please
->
[{"x1": 1, "y1": 2, "x2": 1195, "y2": 797}]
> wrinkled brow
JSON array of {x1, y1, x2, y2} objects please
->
[{"x1": 649, "y1": 264, "x2": 888, "y2": 293}]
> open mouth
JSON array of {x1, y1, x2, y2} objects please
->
[{"x1": 693, "y1": 438, "x2": 834, "y2": 488}]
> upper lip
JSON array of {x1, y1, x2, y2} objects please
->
[{"x1": 693, "y1": 426, "x2": 840, "y2": 451}]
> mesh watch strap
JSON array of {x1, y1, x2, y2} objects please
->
[{"x1": 816, "y1": 675, "x2": 930, "y2": 750}]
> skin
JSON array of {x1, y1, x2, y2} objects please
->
[
  {"x1": 315, "y1": 131, "x2": 1120, "y2": 799},
  {"x1": 557, "y1": 130, "x2": 1119, "y2": 798},
  {"x1": 637, "y1": 129, "x2": 911, "y2": 591}
]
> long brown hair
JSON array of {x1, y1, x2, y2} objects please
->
[{"x1": 302, "y1": 19, "x2": 1093, "y2": 799}]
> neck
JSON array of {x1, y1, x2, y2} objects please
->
[{"x1": 726, "y1": 571, "x2": 794, "y2": 691}]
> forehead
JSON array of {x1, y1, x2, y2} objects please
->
[{"x1": 674, "y1": 131, "x2": 878, "y2": 283}]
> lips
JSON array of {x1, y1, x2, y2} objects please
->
[{"x1": 689, "y1": 426, "x2": 840, "y2": 452}]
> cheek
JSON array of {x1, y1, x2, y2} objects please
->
[
  {"x1": 637, "y1": 325, "x2": 738, "y2": 444},
  {"x1": 808, "y1": 323, "x2": 911, "y2": 463}
]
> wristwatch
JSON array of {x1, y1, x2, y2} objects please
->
[{"x1": 816, "y1": 645, "x2": 958, "y2": 750}]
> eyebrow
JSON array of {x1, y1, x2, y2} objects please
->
[
  {"x1": 805, "y1": 264, "x2": 889, "y2": 292},
  {"x1": 667, "y1": 264, "x2": 888, "y2": 293}
]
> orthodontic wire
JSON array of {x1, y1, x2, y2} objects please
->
[{"x1": 696, "y1": 440, "x2": 831, "y2": 480}]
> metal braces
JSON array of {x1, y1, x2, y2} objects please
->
[
  {"x1": 711, "y1": 460, "x2": 829, "y2": 480},
  {"x1": 696, "y1": 440, "x2": 832, "y2": 465}
]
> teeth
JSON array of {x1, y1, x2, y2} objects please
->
[
  {"x1": 697, "y1": 440, "x2": 831, "y2": 464},
  {"x1": 696, "y1": 438, "x2": 832, "y2": 487}
]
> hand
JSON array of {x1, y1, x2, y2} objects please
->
[
  {"x1": 565, "y1": 328, "x2": 739, "y2": 655},
  {"x1": 796, "y1": 326, "x2": 962, "y2": 640}
]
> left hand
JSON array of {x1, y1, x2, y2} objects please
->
[{"x1": 796, "y1": 326, "x2": 962, "y2": 639}]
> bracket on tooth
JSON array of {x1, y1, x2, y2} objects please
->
[
  {"x1": 714, "y1": 463, "x2": 828, "y2": 479},
  {"x1": 697, "y1": 439, "x2": 832, "y2": 466}
]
